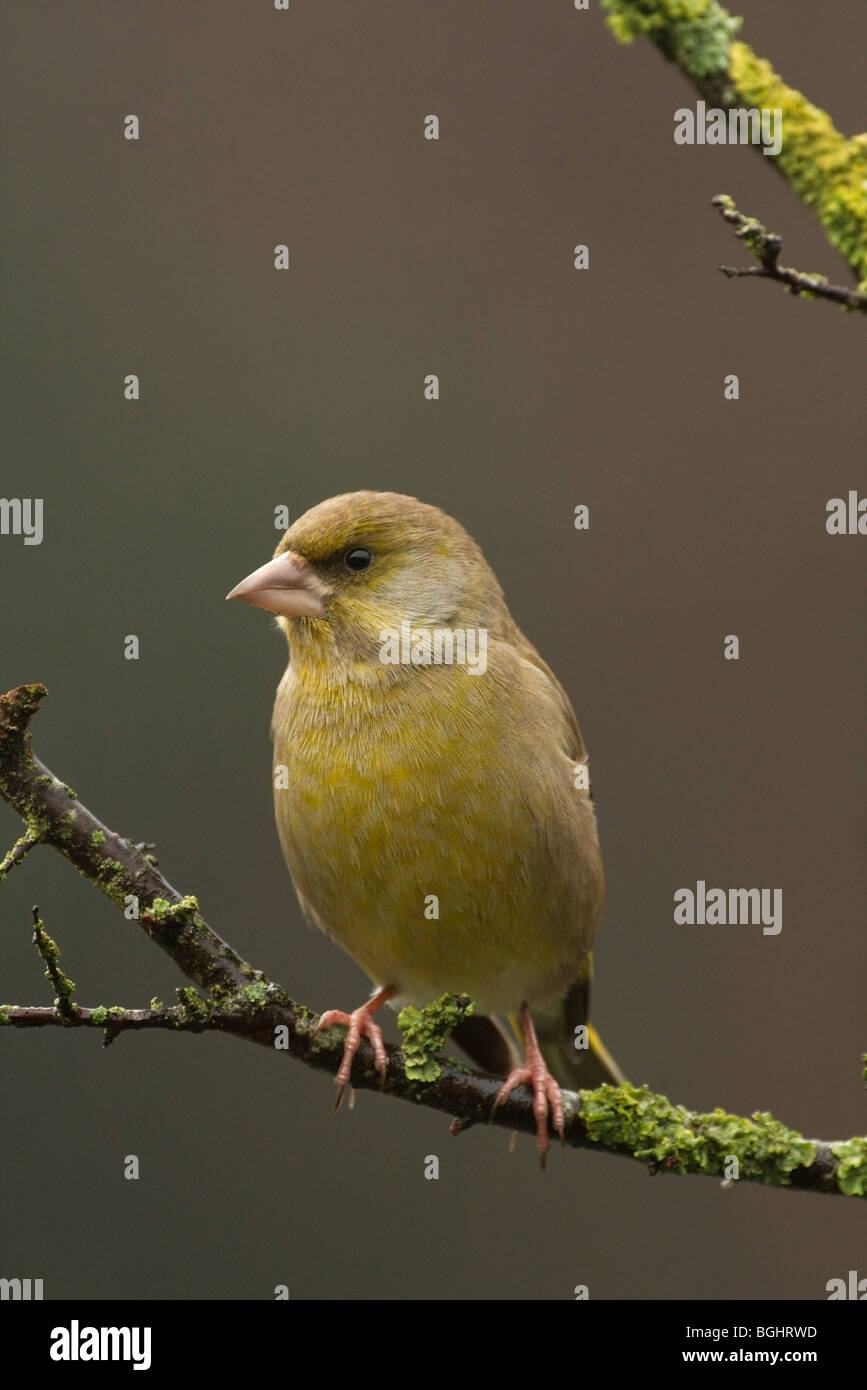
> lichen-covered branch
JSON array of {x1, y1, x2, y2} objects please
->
[
  {"x1": 31, "y1": 907, "x2": 77, "y2": 1020},
  {"x1": 0, "y1": 684, "x2": 261, "y2": 1006},
  {"x1": 0, "y1": 828, "x2": 40, "y2": 878},
  {"x1": 604, "y1": 0, "x2": 867, "y2": 291},
  {"x1": 712, "y1": 195, "x2": 867, "y2": 312},
  {"x1": 1, "y1": 683, "x2": 865, "y2": 1197}
]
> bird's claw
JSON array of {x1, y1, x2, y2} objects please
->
[
  {"x1": 492, "y1": 1062, "x2": 565, "y2": 1167},
  {"x1": 316, "y1": 999, "x2": 390, "y2": 1110},
  {"x1": 491, "y1": 1006, "x2": 565, "y2": 1167}
]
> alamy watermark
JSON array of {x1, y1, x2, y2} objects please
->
[
  {"x1": 0, "y1": 497, "x2": 42, "y2": 545},
  {"x1": 674, "y1": 880, "x2": 782, "y2": 935},
  {"x1": 0, "y1": 1276, "x2": 43, "y2": 1299},
  {"x1": 378, "y1": 621, "x2": 488, "y2": 675},
  {"x1": 50, "y1": 1321, "x2": 151, "y2": 1371},
  {"x1": 674, "y1": 102, "x2": 782, "y2": 157}
]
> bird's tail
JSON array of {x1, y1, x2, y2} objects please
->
[{"x1": 529, "y1": 955, "x2": 626, "y2": 1089}]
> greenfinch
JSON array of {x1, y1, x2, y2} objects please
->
[{"x1": 228, "y1": 491, "x2": 623, "y2": 1161}]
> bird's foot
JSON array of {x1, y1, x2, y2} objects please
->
[
  {"x1": 315, "y1": 985, "x2": 395, "y2": 1110},
  {"x1": 491, "y1": 1004, "x2": 565, "y2": 1167}
]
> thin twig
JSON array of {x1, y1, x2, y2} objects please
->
[
  {"x1": 31, "y1": 906, "x2": 77, "y2": 1020},
  {"x1": 0, "y1": 828, "x2": 42, "y2": 880},
  {"x1": 712, "y1": 195, "x2": 867, "y2": 313}
]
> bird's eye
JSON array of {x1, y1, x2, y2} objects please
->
[{"x1": 344, "y1": 546, "x2": 373, "y2": 572}]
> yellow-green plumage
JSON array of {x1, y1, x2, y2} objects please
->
[{"x1": 273, "y1": 630, "x2": 602, "y2": 1014}]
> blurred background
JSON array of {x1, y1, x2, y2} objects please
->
[{"x1": 1, "y1": 0, "x2": 864, "y2": 1300}]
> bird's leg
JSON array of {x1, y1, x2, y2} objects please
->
[
  {"x1": 491, "y1": 1002, "x2": 565, "y2": 1167},
  {"x1": 315, "y1": 984, "x2": 396, "y2": 1110}
]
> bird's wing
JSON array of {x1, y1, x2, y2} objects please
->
[
  {"x1": 510, "y1": 631, "x2": 588, "y2": 767},
  {"x1": 505, "y1": 633, "x2": 625, "y2": 1085}
]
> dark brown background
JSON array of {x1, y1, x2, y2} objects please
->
[{"x1": 1, "y1": 0, "x2": 864, "y2": 1300}]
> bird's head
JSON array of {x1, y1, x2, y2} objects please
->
[{"x1": 227, "y1": 491, "x2": 513, "y2": 667}]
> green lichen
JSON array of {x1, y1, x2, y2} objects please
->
[
  {"x1": 0, "y1": 1007, "x2": 10, "y2": 1024},
  {"x1": 712, "y1": 193, "x2": 768, "y2": 259},
  {"x1": 150, "y1": 997, "x2": 164, "y2": 1012},
  {"x1": 207, "y1": 980, "x2": 237, "y2": 1006},
  {"x1": 243, "y1": 982, "x2": 268, "y2": 1010},
  {"x1": 176, "y1": 986, "x2": 210, "y2": 1024},
  {"x1": 729, "y1": 43, "x2": 867, "y2": 282},
  {"x1": 581, "y1": 1084, "x2": 815, "y2": 1185},
  {"x1": 57, "y1": 810, "x2": 76, "y2": 837},
  {"x1": 603, "y1": 0, "x2": 741, "y2": 78},
  {"x1": 24, "y1": 815, "x2": 51, "y2": 842},
  {"x1": 90, "y1": 830, "x2": 106, "y2": 846},
  {"x1": 830, "y1": 1137, "x2": 867, "y2": 1197},
  {"x1": 87, "y1": 857, "x2": 128, "y2": 910},
  {"x1": 0, "y1": 831, "x2": 40, "y2": 881},
  {"x1": 88, "y1": 1004, "x2": 125, "y2": 1028},
  {"x1": 397, "y1": 993, "x2": 474, "y2": 1083},
  {"x1": 33, "y1": 916, "x2": 76, "y2": 1009},
  {"x1": 147, "y1": 894, "x2": 199, "y2": 925}
]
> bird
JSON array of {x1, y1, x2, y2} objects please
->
[{"x1": 227, "y1": 490, "x2": 623, "y2": 1162}]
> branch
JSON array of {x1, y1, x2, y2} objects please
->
[
  {"x1": 604, "y1": 0, "x2": 867, "y2": 298},
  {"x1": 712, "y1": 195, "x2": 867, "y2": 313},
  {"x1": 2, "y1": 683, "x2": 865, "y2": 1198},
  {"x1": 0, "y1": 683, "x2": 257, "y2": 1004},
  {"x1": 31, "y1": 906, "x2": 76, "y2": 1019},
  {"x1": 0, "y1": 828, "x2": 41, "y2": 878}
]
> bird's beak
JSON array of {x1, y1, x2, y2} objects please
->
[{"x1": 226, "y1": 551, "x2": 327, "y2": 619}]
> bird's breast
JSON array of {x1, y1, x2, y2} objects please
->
[{"x1": 271, "y1": 657, "x2": 603, "y2": 1014}]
